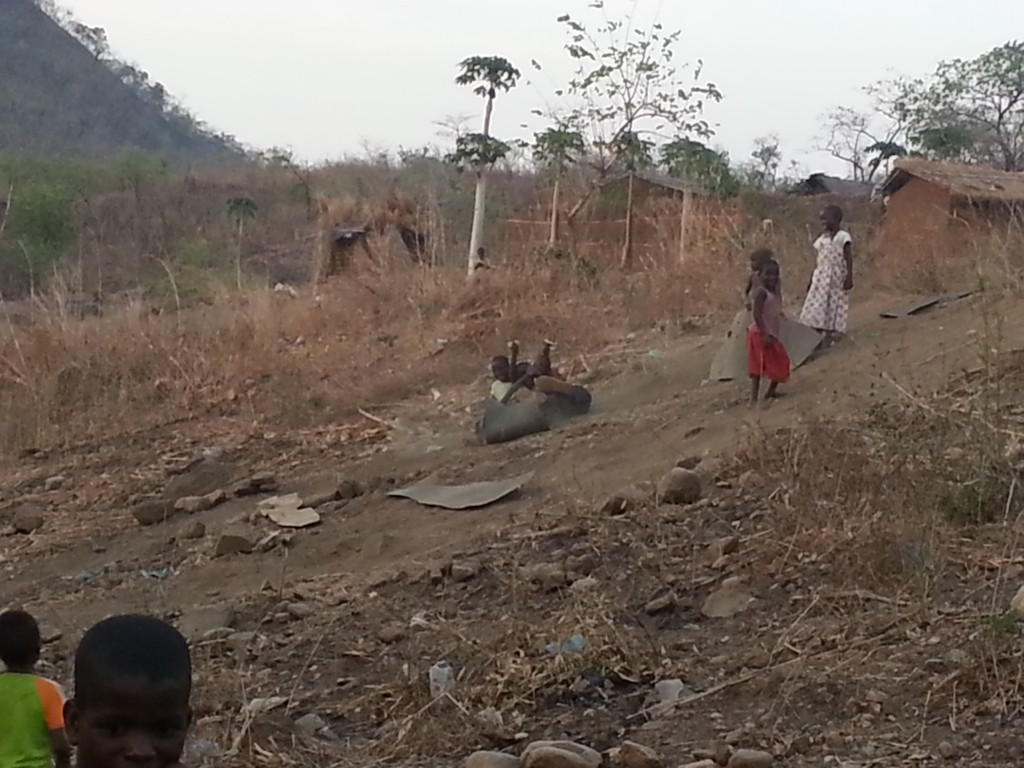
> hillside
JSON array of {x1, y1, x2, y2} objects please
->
[{"x1": 0, "y1": 0, "x2": 242, "y2": 162}]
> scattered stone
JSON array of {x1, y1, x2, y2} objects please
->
[
  {"x1": 40, "y1": 626, "x2": 63, "y2": 644},
  {"x1": 566, "y1": 552, "x2": 599, "y2": 575},
  {"x1": 644, "y1": 678, "x2": 690, "y2": 715},
  {"x1": 336, "y1": 479, "x2": 364, "y2": 499},
  {"x1": 680, "y1": 762, "x2": 717, "y2": 768},
  {"x1": 183, "y1": 521, "x2": 207, "y2": 539},
  {"x1": 702, "y1": 579, "x2": 756, "y2": 618},
  {"x1": 378, "y1": 625, "x2": 406, "y2": 644},
  {"x1": 295, "y1": 712, "x2": 327, "y2": 736},
  {"x1": 1010, "y1": 584, "x2": 1024, "y2": 617},
  {"x1": 645, "y1": 592, "x2": 677, "y2": 615},
  {"x1": 657, "y1": 468, "x2": 703, "y2": 505},
  {"x1": 163, "y1": 459, "x2": 236, "y2": 501},
  {"x1": 570, "y1": 576, "x2": 599, "y2": 593},
  {"x1": 43, "y1": 475, "x2": 65, "y2": 492},
  {"x1": 179, "y1": 604, "x2": 235, "y2": 641},
  {"x1": 466, "y1": 751, "x2": 521, "y2": 768},
  {"x1": 726, "y1": 750, "x2": 772, "y2": 768},
  {"x1": 614, "y1": 741, "x2": 662, "y2": 768},
  {"x1": 215, "y1": 532, "x2": 254, "y2": 557},
  {"x1": 203, "y1": 489, "x2": 228, "y2": 507},
  {"x1": 936, "y1": 741, "x2": 958, "y2": 760},
  {"x1": 11, "y1": 504, "x2": 45, "y2": 534},
  {"x1": 226, "y1": 631, "x2": 257, "y2": 657},
  {"x1": 676, "y1": 456, "x2": 701, "y2": 470},
  {"x1": 451, "y1": 561, "x2": 480, "y2": 582},
  {"x1": 174, "y1": 495, "x2": 214, "y2": 515},
  {"x1": 301, "y1": 489, "x2": 339, "y2": 508},
  {"x1": 259, "y1": 494, "x2": 321, "y2": 528},
  {"x1": 520, "y1": 563, "x2": 568, "y2": 592},
  {"x1": 599, "y1": 487, "x2": 647, "y2": 516},
  {"x1": 131, "y1": 497, "x2": 171, "y2": 524},
  {"x1": 522, "y1": 741, "x2": 602, "y2": 768},
  {"x1": 708, "y1": 536, "x2": 740, "y2": 560},
  {"x1": 285, "y1": 602, "x2": 315, "y2": 621}
]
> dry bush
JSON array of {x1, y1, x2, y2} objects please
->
[{"x1": 0, "y1": 244, "x2": 746, "y2": 453}]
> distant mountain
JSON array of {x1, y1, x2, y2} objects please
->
[{"x1": 0, "y1": 0, "x2": 243, "y2": 162}]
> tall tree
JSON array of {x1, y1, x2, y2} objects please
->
[
  {"x1": 533, "y1": 123, "x2": 586, "y2": 246},
  {"x1": 556, "y1": 3, "x2": 722, "y2": 227},
  {"x1": 907, "y1": 41, "x2": 1024, "y2": 170},
  {"x1": 748, "y1": 135, "x2": 782, "y2": 190},
  {"x1": 555, "y1": 3, "x2": 721, "y2": 267},
  {"x1": 454, "y1": 56, "x2": 521, "y2": 275}
]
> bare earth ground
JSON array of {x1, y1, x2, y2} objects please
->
[{"x1": 4, "y1": 289, "x2": 1024, "y2": 768}]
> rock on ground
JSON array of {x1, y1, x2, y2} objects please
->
[
  {"x1": 657, "y1": 468, "x2": 703, "y2": 505},
  {"x1": 522, "y1": 741, "x2": 602, "y2": 768},
  {"x1": 132, "y1": 498, "x2": 175, "y2": 527},
  {"x1": 163, "y1": 459, "x2": 236, "y2": 501},
  {"x1": 726, "y1": 749, "x2": 773, "y2": 768},
  {"x1": 466, "y1": 752, "x2": 521, "y2": 768},
  {"x1": 178, "y1": 604, "x2": 235, "y2": 641},
  {"x1": 215, "y1": 532, "x2": 255, "y2": 557},
  {"x1": 11, "y1": 503, "x2": 45, "y2": 534},
  {"x1": 702, "y1": 578, "x2": 756, "y2": 618},
  {"x1": 1010, "y1": 584, "x2": 1024, "y2": 617},
  {"x1": 614, "y1": 741, "x2": 662, "y2": 768}
]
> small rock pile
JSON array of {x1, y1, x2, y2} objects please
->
[{"x1": 465, "y1": 740, "x2": 773, "y2": 768}]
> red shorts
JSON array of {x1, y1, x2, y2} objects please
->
[{"x1": 747, "y1": 328, "x2": 791, "y2": 383}]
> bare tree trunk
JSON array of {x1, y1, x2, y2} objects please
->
[
  {"x1": 620, "y1": 172, "x2": 635, "y2": 269},
  {"x1": 548, "y1": 178, "x2": 560, "y2": 248},
  {"x1": 678, "y1": 190, "x2": 692, "y2": 264},
  {"x1": 467, "y1": 94, "x2": 495, "y2": 276},
  {"x1": 235, "y1": 218, "x2": 244, "y2": 290}
]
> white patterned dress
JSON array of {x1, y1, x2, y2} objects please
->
[{"x1": 800, "y1": 229, "x2": 851, "y2": 333}]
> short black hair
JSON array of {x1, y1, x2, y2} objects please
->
[
  {"x1": 74, "y1": 615, "x2": 191, "y2": 708},
  {"x1": 0, "y1": 610, "x2": 41, "y2": 668},
  {"x1": 821, "y1": 204, "x2": 843, "y2": 222},
  {"x1": 749, "y1": 247, "x2": 774, "y2": 265}
]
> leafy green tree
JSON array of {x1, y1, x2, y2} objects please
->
[
  {"x1": 533, "y1": 123, "x2": 586, "y2": 246},
  {"x1": 660, "y1": 139, "x2": 739, "y2": 198},
  {"x1": 453, "y1": 56, "x2": 521, "y2": 275},
  {"x1": 3, "y1": 185, "x2": 76, "y2": 294},
  {"x1": 227, "y1": 196, "x2": 258, "y2": 290},
  {"x1": 907, "y1": 41, "x2": 1024, "y2": 170}
]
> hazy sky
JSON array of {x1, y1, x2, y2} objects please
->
[{"x1": 59, "y1": 0, "x2": 1024, "y2": 176}]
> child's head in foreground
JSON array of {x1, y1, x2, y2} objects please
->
[
  {"x1": 0, "y1": 609, "x2": 42, "y2": 672},
  {"x1": 66, "y1": 615, "x2": 192, "y2": 768}
]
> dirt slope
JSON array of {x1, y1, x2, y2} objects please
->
[{"x1": 2, "y1": 289, "x2": 1023, "y2": 767}]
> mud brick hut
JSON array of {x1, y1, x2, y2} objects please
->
[{"x1": 876, "y1": 159, "x2": 1024, "y2": 274}]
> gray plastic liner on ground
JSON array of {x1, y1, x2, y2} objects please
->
[
  {"x1": 879, "y1": 291, "x2": 972, "y2": 319},
  {"x1": 475, "y1": 397, "x2": 552, "y2": 445},
  {"x1": 388, "y1": 472, "x2": 535, "y2": 510},
  {"x1": 709, "y1": 310, "x2": 823, "y2": 382}
]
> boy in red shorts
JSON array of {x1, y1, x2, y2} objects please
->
[{"x1": 747, "y1": 259, "x2": 791, "y2": 407}]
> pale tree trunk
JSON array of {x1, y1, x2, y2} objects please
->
[
  {"x1": 547, "y1": 178, "x2": 560, "y2": 248},
  {"x1": 467, "y1": 93, "x2": 495, "y2": 277},
  {"x1": 235, "y1": 218, "x2": 244, "y2": 290},
  {"x1": 620, "y1": 171, "x2": 635, "y2": 269},
  {"x1": 678, "y1": 190, "x2": 692, "y2": 264}
]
